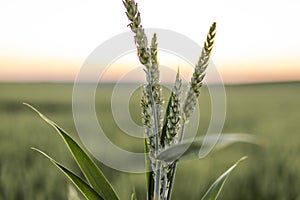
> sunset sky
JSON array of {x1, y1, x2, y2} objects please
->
[{"x1": 1, "y1": 0, "x2": 299, "y2": 83}]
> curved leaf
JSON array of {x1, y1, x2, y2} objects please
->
[
  {"x1": 32, "y1": 148, "x2": 103, "y2": 200},
  {"x1": 157, "y1": 134, "x2": 256, "y2": 162},
  {"x1": 201, "y1": 156, "x2": 247, "y2": 200},
  {"x1": 24, "y1": 103, "x2": 119, "y2": 200},
  {"x1": 131, "y1": 188, "x2": 137, "y2": 200}
]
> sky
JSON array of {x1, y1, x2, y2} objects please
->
[{"x1": 0, "y1": 0, "x2": 300, "y2": 83}]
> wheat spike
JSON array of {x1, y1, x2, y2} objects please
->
[
  {"x1": 183, "y1": 22, "x2": 216, "y2": 121},
  {"x1": 165, "y1": 69, "x2": 182, "y2": 146}
]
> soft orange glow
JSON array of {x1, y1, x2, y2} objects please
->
[
  {"x1": 1, "y1": 54, "x2": 299, "y2": 84},
  {"x1": 0, "y1": 56, "x2": 80, "y2": 82},
  {"x1": 217, "y1": 58, "x2": 300, "y2": 84}
]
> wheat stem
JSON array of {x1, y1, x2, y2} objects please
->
[
  {"x1": 123, "y1": 1, "x2": 163, "y2": 199},
  {"x1": 165, "y1": 121, "x2": 186, "y2": 200}
]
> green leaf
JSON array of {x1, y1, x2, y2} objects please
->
[
  {"x1": 157, "y1": 134, "x2": 256, "y2": 162},
  {"x1": 144, "y1": 137, "x2": 154, "y2": 200},
  {"x1": 131, "y1": 188, "x2": 137, "y2": 200},
  {"x1": 201, "y1": 156, "x2": 247, "y2": 200},
  {"x1": 32, "y1": 148, "x2": 103, "y2": 200},
  {"x1": 24, "y1": 103, "x2": 119, "y2": 200},
  {"x1": 67, "y1": 184, "x2": 82, "y2": 200}
]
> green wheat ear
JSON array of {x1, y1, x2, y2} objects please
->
[
  {"x1": 165, "y1": 69, "x2": 182, "y2": 146},
  {"x1": 183, "y1": 22, "x2": 216, "y2": 121}
]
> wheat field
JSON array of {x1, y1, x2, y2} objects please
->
[{"x1": 0, "y1": 82, "x2": 299, "y2": 200}]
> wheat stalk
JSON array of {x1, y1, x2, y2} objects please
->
[
  {"x1": 124, "y1": 1, "x2": 216, "y2": 199},
  {"x1": 123, "y1": 1, "x2": 164, "y2": 199}
]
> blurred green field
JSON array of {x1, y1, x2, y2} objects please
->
[{"x1": 0, "y1": 82, "x2": 300, "y2": 200}]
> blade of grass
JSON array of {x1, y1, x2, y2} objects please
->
[
  {"x1": 201, "y1": 156, "x2": 247, "y2": 200},
  {"x1": 32, "y1": 148, "x2": 103, "y2": 200},
  {"x1": 67, "y1": 184, "x2": 81, "y2": 200},
  {"x1": 24, "y1": 103, "x2": 119, "y2": 200},
  {"x1": 144, "y1": 137, "x2": 154, "y2": 200},
  {"x1": 157, "y1": 134, "x2": 257, "y2": 162},
  {"x1": 131, "y1": 188, "x2": 138, "y2": 200}
]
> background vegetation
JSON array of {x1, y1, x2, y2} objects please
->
[{"x1": 0, "y1": 82, "x2": 299, "y2": 200}]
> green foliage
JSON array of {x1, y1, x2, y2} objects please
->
[
  {"x1": 157, "y1": 134, "x2": 256, "y2": 162},
  {"x1": 25, "y1": 103, "x2": 119, "y2": 200},
  {"x1": 131, "y1": 188, "x2": 138, "y2": 200},
  {"x1": 32, "y1": 148, "x2": 103, "y2": 200},
  {"x1": 201, "y1": 157, "x2": 247, "y2": 200},
  {"x1": 25, "y1": 100, "x2": 250, "y2": 200},
  {"x1": 1, "y1": 83, "x2": 300, "y2": 199}
]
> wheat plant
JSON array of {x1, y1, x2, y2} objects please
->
[{"x1": 25, "y1": 0, "x2": 256, "y2": 199}]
